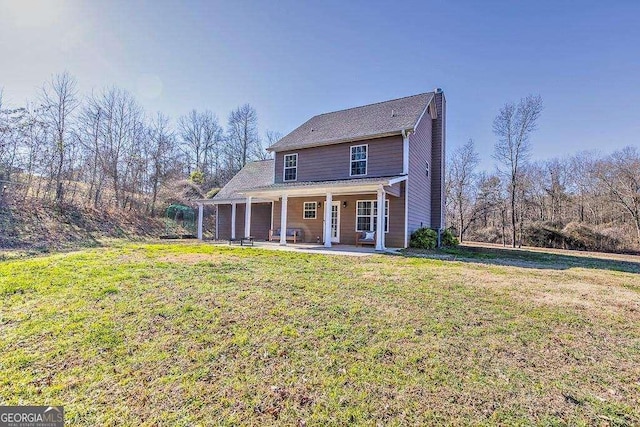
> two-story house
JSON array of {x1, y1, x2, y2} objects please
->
[{"x1": 196, "y1": 89, "x2": 445, "y2": 250}]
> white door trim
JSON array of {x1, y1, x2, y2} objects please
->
[{"x1": 331, "y1": 201, "x2": 340, "y2": 243}]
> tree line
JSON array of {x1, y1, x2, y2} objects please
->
[
  {"x1": 3, "y1": 76, "x2": 637, "y2": 252},
  {"x1": 446, "y1": 95, "x2": 640, "y2": 252},
  {"x1": 0, "y1": 72, "x2": 276, "y2": 214}
]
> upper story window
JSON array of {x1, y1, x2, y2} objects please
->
[
  {"x1": 283, "y1": 153, "x2": 298, "y2": 181},
  {"x1": 350, "y1": 144, "x2": 367, "y2": 176}
]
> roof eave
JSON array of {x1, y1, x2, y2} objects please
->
[
  {"x1": 267, "y1": 130, "x2": 410, "y2": 153},
  {"x1": 411, "y1": 93, "x2": 436, "y2": 132}
]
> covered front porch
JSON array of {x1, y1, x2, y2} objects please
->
[{"x1": 196, "y1": 176, "x2": 408, "y2": 251}]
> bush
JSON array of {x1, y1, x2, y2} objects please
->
[
  {"x1": 409, "y1": 228, "x2": 438, "y2": 249},
  {"x1": 189, "y1": 170, "x2": 205, "y2": 185},
  {"x1": 468, "y1": 226, "x2": 503, "y2": 244},
  {"x1": 522, "y1": 221, "x2": 623, "y2": 252},
  {"x1": 523, "y1": 222, "x2": 570, "y2": 249},
  {"x1": 409, "y1": 228, "x2": 459, "y2": 249},
  {"x1": 441, "y1": 229, "x2": 459, "y2": 247},
  {"x1": 562, "y1": 222, "x2": 621, "y2": 252}
]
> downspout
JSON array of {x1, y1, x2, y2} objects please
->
[
  {"x1": 401, "y1": 129, "x2": 409, "y2": 175},
  {"x1": 439, "y1": 92, "x2": 446, "y2": 248},
  {"x1": 402, "y1": 129, "x2": 410, "y2": 248}
]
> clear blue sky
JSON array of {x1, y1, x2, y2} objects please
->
[{"x1": 1, "y1": 0, "x2": 639, "y2": 170}]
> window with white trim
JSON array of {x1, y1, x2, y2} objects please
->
[
  {"x1": 303, "y1": 202, "x2": 317, "y2": 219},
  {"x1": 283, "y1": 153, "x2": 297, "y2": 181},
  {"x1": 356, "y1": 199, "x2": 389, "y2": 233},
  {"x1": 350, "y1": 145, "x2": 367, "y2": 176}
]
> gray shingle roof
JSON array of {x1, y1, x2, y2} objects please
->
[
  {"x1": 212, "y1": 160, "x2": 274, "y2": 200},
  {"x1": 268, "y1": 92, "x2": 434, "y2": 152}
]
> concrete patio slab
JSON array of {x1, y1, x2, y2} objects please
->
[{"x1": 212, "y1": 240, "x2": 401, "y2": 257}]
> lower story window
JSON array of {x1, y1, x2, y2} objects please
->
[
  {"x1": 356, "y1": 200, "x2": 389, "y2": 233},
  {"x1": 303, "y1": 201, "x2": 317, "y2": 219}
]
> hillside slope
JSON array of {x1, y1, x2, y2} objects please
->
[{"x1": 0, "y1": 200, "x2": 165, "y2": 250}]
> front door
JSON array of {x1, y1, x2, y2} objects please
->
[{"x1": 331, "y1": 201, "x2": 340, "y2": 242}]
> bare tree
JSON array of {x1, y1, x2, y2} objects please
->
[
  {"x1": 0, "y1": 92, "x2": 22, "y2": 196},
  {"x1": 16, "y1": 103, "x2": 48, "y2": 200},
  {"x1": 447, "y1": 139, "x2": 480, "y2": 241},
  {"x1": 226, "y1": 104, "x2": 260, "y2": 172},
  {"x1": 594, "y1": 146, "x2": 640, "y2": 245},
  {"x1": 146, "y1": 112, "x2": 176, "y2": 214},
  {"x1": 178, "y1": 110, "x2": 222, "y2": 181},
  {"x1": 475, "y1": 172, "x2": 503, "y2": 229},
  {"x1": 96, "y1": 87, "x2": 144, "y2": 208},
  {"x1": 40, "y1": 72, "x2": 79, "y2": 205},
  {"x1": 0, "y1": 90, "x2": 12, "y2": 179},
  {"x1": 545, "y1": 158, "x2": 569, "y2": 223},
  {"x1": 525, "y1": 162, "x2": 548, "y2": 221},
  {"x1": 78, "y1": 92, "x2": 106, "y2": 207},
  {"x1": 493, "y1": 95, "x2": 543, "y2": 247},
  {"x1": 202, "y1": 113, "x2": 224, "y2": 184},
  {"x1": 264, "y1": 130, "x2": 282, "y2": 147},
  {"x1": 257, "y1": 130, "x2": 281, "y2": 160},
  {"x1": 568, "y1": 151, "x2": 599, "y2": 223}
]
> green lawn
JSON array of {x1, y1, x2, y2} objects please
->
[{"x1": 1, "y1": 242, "x2": 639, "y2": 426}]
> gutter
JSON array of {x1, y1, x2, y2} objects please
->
[{"x1": 401, "y1": 129, "x2": 410, "y2": 248}]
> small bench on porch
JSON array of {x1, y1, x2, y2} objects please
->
[
  {"x1": 269, "y1": 228, "x2": 304, "y2": 243},
  {"x1": 355, "y1": 231, "x2": 376, "y2": 247}
]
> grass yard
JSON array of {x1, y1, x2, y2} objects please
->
[{"x1": 1, "y1": 242, "x2": 639, "y2": 426}]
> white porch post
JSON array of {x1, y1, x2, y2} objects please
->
[
  {"x1": 376, "y1": 186, "x2": 385, "y2": 251},
  {"x1": 231, "y1": 202, "x2": 237, "y2": 240},
  {"x1": 197, "y1": 203, "x2": 203, "y2": 240},
  {"x1": 244, "y1": 196, "x2": 252, "y2": 238},
  {"x1": 280, "y1": 194, "x2": 288, "y2": 245},
  {"x1": 324, "y1": 192, "x2": 333, "y2": 248}
]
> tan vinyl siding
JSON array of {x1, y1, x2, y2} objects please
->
[
  {"x1": 216, "y1": 202, "x2": 272, "y2": 241},
  {"x1": 274, "y1": 136, "x2": 403, "y2": 183},
  {"x1": 407, "y1": 109, "x2": 433, "y2": 233},
  {"x1": 249, "y1": 203, "x2": 273, "y2": 240},
  {"x1": 235, "y1": 204, "x2": 245, "y2": 239},
  {"x1": 272, "y1": 193, "x2": 405, "y2": 247},
  {"x1": 217, "y1": 205, "x2": 232, "y2": 240},
  {"x1": 431, "y1": 92, "x2": 445, "y2": 229}
]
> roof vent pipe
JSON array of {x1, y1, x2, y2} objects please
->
[{"x1": 391, "y1": 109, "x2": 395, "y2": 117}]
